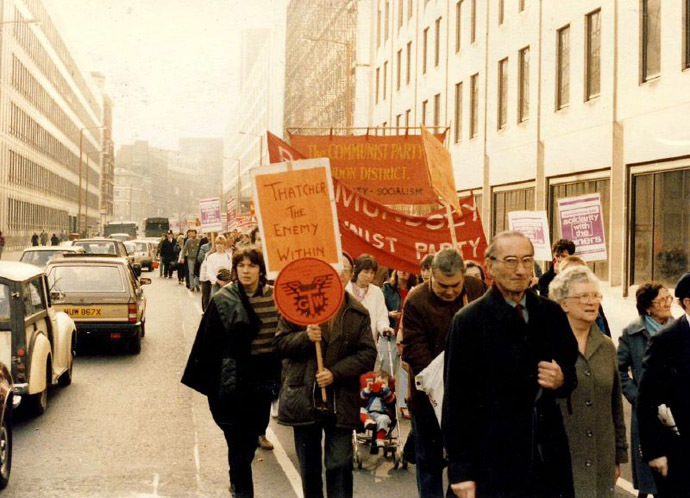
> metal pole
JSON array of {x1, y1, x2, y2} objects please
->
[
  {"x1": 85, "y1": 156, "x2": 89, "y2": 236},
  {"x1": 78, "y1": 129, "x2": 83, "y2": 234},
  {"x1": 346, "y1": 41, "x2": 352, "y2": 129}
]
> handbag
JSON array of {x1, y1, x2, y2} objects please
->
[{"x1": 415, "y1": 351, "x2": 445, "y2": 424}]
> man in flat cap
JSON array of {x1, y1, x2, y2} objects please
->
[{"x1": 637, "y1": 272, "x2": 690, "y2": 498}]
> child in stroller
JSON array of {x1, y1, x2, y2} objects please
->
[{"x1": 360, "y1": 370, "x2": 396, "y2": 446}]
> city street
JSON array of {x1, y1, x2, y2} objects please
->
[
  {"x1": 0, "y1": 260, "x2": 644, "y2": 498},
  {"x1": 3, "y1": 272, "x2": 419, "y2": 498}
]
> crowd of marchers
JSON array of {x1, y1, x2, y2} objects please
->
[{"x1": 177, "y1": 229, "x2": 690, "y2": 498}]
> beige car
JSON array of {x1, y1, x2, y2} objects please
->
[{"x1": 46, "y1": 255, "x2": 150, "y2": 354}]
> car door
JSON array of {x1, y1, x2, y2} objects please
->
[
  {"x1": 127, "y1": 266, "x2": 146, "y2": 322},
  {"x1": 0, "y1": 283, "x2": 12, "y2": 377},
  {"x1": 22, "y1": 278, "x2": 52, "y2": 384}
]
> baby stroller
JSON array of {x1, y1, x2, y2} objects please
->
[{"x1": 352, "y1": 337, "x2": 408, "y2": 470}]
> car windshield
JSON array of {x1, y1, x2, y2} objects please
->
[
  {"x1": 135, "y1": 242, "x2": 148, "y2": 252},
  {"x1": 20, "y1": 250, "x2": 62, "y2": 268},
  {"x1": 48, "y1": 266, "x2": 125, "y2": 293},
  {"x1": 0, "y1": 283, "x2": 10, "y2": 329},
  {"x1": 74, "y1": 242, "x2": 117, "y2": 255}
]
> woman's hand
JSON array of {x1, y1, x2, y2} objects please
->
[
  {"x1": 649, "y1": 456, "x2": 668, "y2": 478},
  {"x1": 306, "y1": 325, "x2": 322, "y2": 343}
]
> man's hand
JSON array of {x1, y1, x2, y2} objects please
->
[
  {"x1": 450, "y1": 481, "x2": 476, "y2": 498},
  {"x1": 316, "y1": 368, "x2": 334, "y2": 388},
  {"x1": 381, "y1": 327, "x2": 395, "y2": 338},
  {"x1": 538, "y1": 360, "x2": 564, "y2": 390},
  {"x1": 649, "y1": 456, "x2": 668, "y2": 478},
  {"x1": 306, "y1": 325, "x2": 322, "y2": 343},
  {"x1": 389, "y1": 310, "x2": 402, "y2": 320}
]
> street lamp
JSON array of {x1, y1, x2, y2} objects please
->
[
  {"x1": 78, "y1": 126, "x2": 105, "y2": 235},
  {"x1": 303, "y1": 36, "x2": 353, "y2": 128}
]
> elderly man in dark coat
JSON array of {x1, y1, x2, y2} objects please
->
[
  {"x1": 443, "y1": 231, "x2": 578, "y2": 498},
  {"x1": 637, "y1": 272, "x2": 690, "y2": 498}
]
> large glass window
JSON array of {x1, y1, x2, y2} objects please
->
[
  {"x1": 471, "y1": 0, "x2": 477, "y2": 43},
  {"x1": 642, "y1": 0, "x2": 661, "y2": 81},
  {"x1": 454, "y1": 81, "x2": 463, "y2": 143},
  {"x1": 456, "y1": 0, "x2": 463, "y2": 52},
  {"x1": 434, "y1": 93, "x2": 441, "y2": 127},
  {"x1": 632, "y1": 169, "x2": 690, "y2": 287},
  {"x1": 498, "y1": 57, "x2": 508, "y2": 129},
  {"x1": 470, "y1": 73, "x2": 479, "y2": 137},
  {"x1": 518, "y1": 47, "x2": 530, "y2": 122},
  {"x1": 549, "y1": 178, "x2": 610, "y2": 280},
  {"x1": 423, "y1": 27, "x2": 429, "y2": 73},
  {"x1": 435, "y1": 17, "x2": 442, "y2": 67},
  {"x1": 557, "y1": 25, "x2": 570, "y2": 109},
  {"x1": 492, "y1": 187, "x2": 535, "y2": 235}
]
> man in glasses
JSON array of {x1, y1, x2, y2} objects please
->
[
  {"x1": 443, "y1": 231, "x2": 578, "y2": 498},
  {"x1": 401, "y1": 248, "x2": 487, "y2": 498}
]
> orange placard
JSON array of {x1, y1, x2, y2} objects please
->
[
  {"x1": 251, "y1": 158, "x2": 342, "y2": 278},
  {"x1": 288, "y1": 133, "x2": 446, "y2": 205},
  {"x1": 274, "y1": 258, "x2": 344, "y2": 325}
]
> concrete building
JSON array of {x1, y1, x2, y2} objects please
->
[
  {"x1": 0, "y1": 0, "x2": 104, "y2": 246},
  {"x1": 368, "y1": 0, "x2": 690, "y2": 292},
  {"x1": 115, "y1": 141, "x2": 169, "y2": 220},
  {"x1": 225, "y1": 6, "x2": 287, "y2": 212},
  {"x1": 91, "y1": 72, "x2": 115, "y2": 229},
  {"x1": 113, "y1": 167, "x2": 149, "y2": 226}
]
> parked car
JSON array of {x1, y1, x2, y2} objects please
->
[
  {"x1": 0, "y1": 262, "x2": 76, "y2": 415},
  {"x1": 126, "y1": 240, "x2": 156, "y2": 272},
  {"x1": 108, "y1": 233, "x2": 131, "y2": 242},
  {"x1": 71, "y1": 238, "x2": 141, "y2": 276},
  {"x1": 46, "y1": 255, "x2": 150, "y2": 354},
  {"x1": 19, "y1": 247, "x2": 85, "y2": 269},
  {"x1": 0, "y1": 361, "x2": 17, "y2": 489}
]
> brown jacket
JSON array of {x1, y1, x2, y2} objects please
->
[{"x1": 401, "y1": 276, "x2": 487, "y2": 409}]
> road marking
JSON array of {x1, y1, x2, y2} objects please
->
[
  {"x1": 152, "y1": 473, "x2": 160, "y2": 496},
  {"x1": 266, "y1": 426, "x2": 304, "y2": 498},
  {"x1": 617, "y1": 478, "x2": 636, "y2": 496}
]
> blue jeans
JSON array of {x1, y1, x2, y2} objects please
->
[
  {"x1": 293, "y1": 423, "x2": 353, "y2": 498},
  {"x1": 412, "y1": 395, "x2": 444, "y2": 498},
  {"x1": 186, "y1": 258, "x2": 198, "y2": 288}
]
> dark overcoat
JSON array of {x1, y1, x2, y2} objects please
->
[
  {"x1": 637, "y1": 314, "x2": 690, "y2": 496},
  {"x1": 617, "y1": 315, "x2": 658, "y2": 494},
  {"x1": 274, "y1": 292, "x2": 376, "y2": 429},
  {"x1": 443, "y1": 287, "x2": 578, "y2": 498}
]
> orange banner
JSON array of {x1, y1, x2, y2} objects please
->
[
  {"x1": 288, "y1": 132, "x2": 446, "y2": 205},
  {"x1": 251, "y1": 158, "x2": 342, "y2": 278},
  {"x1": 421, "y1": 126, "x2": 460, "y2": 212}
]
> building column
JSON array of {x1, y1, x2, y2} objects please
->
[{"x1": 609, "y1": 120, "x2": 626, "y2": 290}]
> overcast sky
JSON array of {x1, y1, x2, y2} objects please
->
[{"x1": 45, "y1": 0, "x2": 275, "y2": 150}]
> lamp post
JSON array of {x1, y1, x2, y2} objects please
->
[
  {"x1": 78, "y1": 126, "x2": 105, "y2": 235},
  {"x1": 303, "y1": 36, "x2": 353, "y2": 128}
]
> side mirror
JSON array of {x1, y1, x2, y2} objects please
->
[
  {"x1": 139, "y1": 277, "x2": 152, "y2": 285},
  {"x1": 133, "y1": 264, "x2": 142, "y2": 277},
  {"x1": 50, "y1": 290, "x2": 65, "y2": 303}
]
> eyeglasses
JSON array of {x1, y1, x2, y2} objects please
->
[
  {"x1": 490, "y1": 256, "x2": 535, "y2": 269},
  {"x1": 651, "y1": 296, "x2": 673, "y2": 306},
  {"x1": 567, "y1": 292, "x2": 603, "y2": 304}
]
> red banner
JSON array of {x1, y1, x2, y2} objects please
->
[
  {"x1": 267, "y1": 132, "x2": 488, "y2": 274},
  {"x1": 288, "y1": 132, "x2": 446, "y2": 205}
]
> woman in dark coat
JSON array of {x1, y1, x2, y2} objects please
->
[
  {"x1": 618, "y1": 282, "x2": 674, "y2": 497},
  {"x1": 181, "y1": 246, "x2": 280, "y2": 498}
]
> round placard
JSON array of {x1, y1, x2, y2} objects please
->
[{"x1": 273, "y1": 258, "x2": 344, "y2": 326}]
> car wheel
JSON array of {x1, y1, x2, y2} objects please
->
[
  {"x1": 0, "y1": 409, "x2": 12, "y2": 489},
  {"x1": 128, "y1": 333, "x2": 142, "y2": 355},
  {"x1": 58, "y1": 346, "x2": 74, "y2": 387},
  {"x1": 140, "y1": 321, "x2": 146, "y2": 338},
  {"x1": 28, "y1": 386, "x2": 48, "y2": 416}
]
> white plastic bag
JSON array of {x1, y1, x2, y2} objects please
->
[{"x1": 415, "y1": 351, "x2": 444, "y2": 425}]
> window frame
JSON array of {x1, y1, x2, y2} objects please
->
[
  {"x1": 518, "y1": 46, "x2": 530, "y2": 122},
  {"x1": 470, "y1": 73, "x2": 479, "y2": 138},
  {"x1": 454, "y1": 81, "x2": 463, "y2": 143},
  {"x1": 498, "y1": 57, "x2": 508, "y2": 129},
  {"x1": 456, "y1": 0, "x2": 463, "y2": 53},
  {"x1": 423, "y1": 27, "x2": 429, "y2": 73},
  {"x1": 556, "y1": 25, "x2": 570, "y2": 110},
  {"x1": 585, "y1": 9, "x2": 601, "y2": 100},
  {"x1": 641, "y1": 0, "x2": 661, "y2": 82}
]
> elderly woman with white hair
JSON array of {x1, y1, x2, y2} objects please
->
[{"x1": 549, "y1": 265, "x2": 628, "y2": 498}]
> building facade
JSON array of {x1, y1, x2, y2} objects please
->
[
  {"x1": 368, "y1": 0, "x2": 690, "y2": 291},
  {"x1": 0, "y1": 0, "x2": 104, "y2": 246},
  {"x1": 91, "y1": 72, "x2": 115, "y2": 228},
  {"x1": 112, "y1": 167, "x2": 149, "y2": 226}
]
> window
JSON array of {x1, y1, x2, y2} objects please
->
[
  {"x1": 435, "y1": 17, "x2": 442, "y2": 67},
  {"x1": 456, "y1": 1, "x2": 463, "y2": 52},
  {"x1": 397, "y1": 49, "x2": 402, "y2": 90},
  {"x1": 471, "y1": 0, "x2": 477, "y2": 42},
  {"x1": 586, "y1": 10, "x2": 601, "y2": 99},
  {"x1": 376, "y1": 67, "x2": 380, "y2": 104},
  {"x1": 385, "y1": 1, "x2": 390, "y2": 41},
  {"x1": 396, "y1": 113, "x2": 402, "y2": 129},
  {"x1": 556, "y1": 25, "x2": 570, "y2": 109},
  {"x1": 454, "y1": 82, "x2": 463, "y2": 142},
  {"x1": 406, "y1": 41, "x2": 412, "y2": 84},
  {"x1": 470, "y1": 73, "x2": 479, "y2": 137},
  {"x1": 519, "y1": 0, "x2": 525, "y2": 11},
  {"x1": 498, "y1": 0, "x2": 504, "y2": 24},
  {"x1": 405, "y1": 108, "x2": 411, "y2": 126},
  {"x1": 518, "y1": 47, "x2": 529, "y2": 122},
  {"x1": 632, "y1": 169, "x2": 690, "y2": 286},
  {"x1": 492, "y1": 187, "x2": 535, "y2": 235},
  {"x1": 422, "y1": 99, "x2": 428, "y2": 125},
  {"x1": 423, "y1": 27, "x2": 429, "y2": 73},
  {"x1": 398, "y1": 0, "x2": 404, "y2": 28},
  {"x1": 549, "y1": 179, "x2": 611, "y2": 280},
  {"x1": 434, "y1": 93, "x2": 441, "y2": 127},
  {"x1": 408, "y1": 0, "x2": 413, "y2": 20},
  {"x1": 377, "y1": 3, "x2": 382, "y2": 47},
  {"x1": 498, "y1": 58, "x2": 508, "y2": 129},
  {"x1": 642, "y1": 0, "x2": 661, "y2": 81},
  {"x1": 384, "y1": 60, "x2": 388, "y2": 99}
]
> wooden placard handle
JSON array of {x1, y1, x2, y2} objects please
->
[{"x1": 315, "y1": 341, "x2": 327, "y2": 402}]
